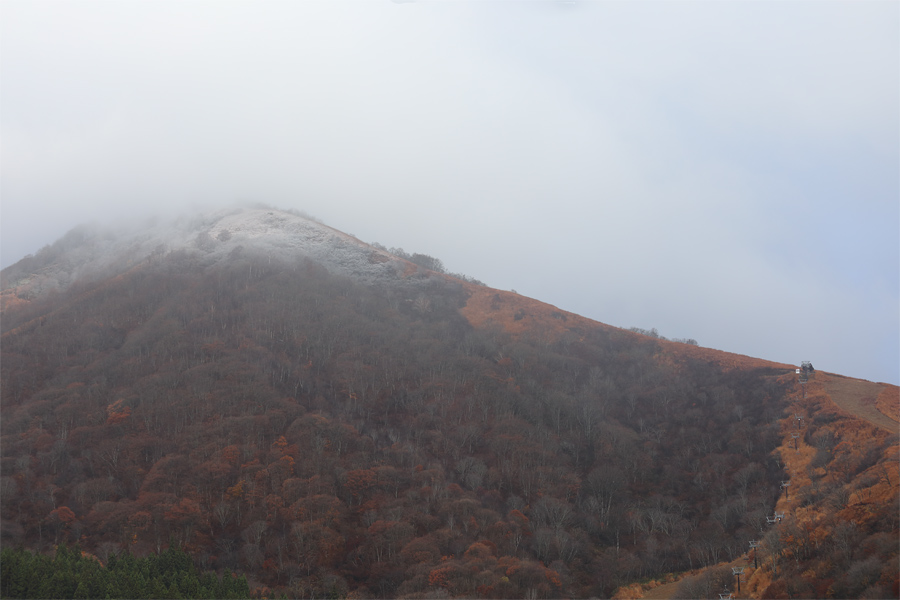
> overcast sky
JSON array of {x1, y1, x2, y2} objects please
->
[{"x1": 2, "y1": 1, "x2": 898, "y2": 384}]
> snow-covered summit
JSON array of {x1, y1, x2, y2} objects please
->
[
  {"x1": 1, "y1": 205, "x2": 412, "y2": 299},
  {"x1": 197, "y1": 206, "x2": 404, "y2": 280}
]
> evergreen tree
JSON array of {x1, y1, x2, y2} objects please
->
[{"x1": 0, "y1": 546, "x2": 250, "y2": 599}]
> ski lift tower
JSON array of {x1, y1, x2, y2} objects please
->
[
  {"x1": 749, "y1": 540, "x2": 761, "y2": 568},
  {"x1": 799, "y1": 361, "x2": 814, "y2": 397},
  {"x1": 799, "y1": 361, "x2": 814, "y2": 382},
  {"x1": 732, "y1": 567, "x2": 746, "y2": 594}
]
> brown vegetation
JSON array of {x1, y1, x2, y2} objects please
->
[
  {"x1": 821, "y1": 373, "x2": 897, "y2": 433},
  {"x1": 1, "y1": 237, "x2": 895, "y2": 599},
  {"x1": 876, "y1": 384, "x2": 899, "y2": 426}
]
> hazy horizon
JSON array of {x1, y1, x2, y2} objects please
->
[{"x1": 2, "y1": 1, "x2": 897, "y2": 385}]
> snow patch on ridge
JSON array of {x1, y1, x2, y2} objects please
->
[
  {"x1": 1, "y1": 206, "x2": 415, "y2": 299},
  {"x1": 204, "y1": 207, "x2": 404, "y2": 282}
]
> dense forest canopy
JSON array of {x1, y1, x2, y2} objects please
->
[
  {"x1": 1, "y1": 221, "x2": 897, "y2": 599},
  {"x1": 1, "y1": 545, "x2": 250, "y2": 599}
]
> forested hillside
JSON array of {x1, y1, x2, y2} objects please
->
[{"x1": 1, "y1": 212, "x2": 896, "y2": 598}]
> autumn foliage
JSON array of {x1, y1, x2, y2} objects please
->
[{"x1": 2, "y1": 242, "x2": 896, "y2": 599}]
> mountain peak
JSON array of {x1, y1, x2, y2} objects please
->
[{"x1": 1, "y1": 205, "x2": 414, "y2": 301}]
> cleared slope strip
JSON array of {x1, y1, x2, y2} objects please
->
[{"x1": 820, "y1": 373, "x2": 898, "y2": 433}]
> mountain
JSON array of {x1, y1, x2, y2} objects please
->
[{"x1": 1, "y1": 205, "x2": 897, "y2": 599}]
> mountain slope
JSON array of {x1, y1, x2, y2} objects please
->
[
  {"x1": 612, "y1": 372, "x2": 900, "y2": 600},
  {"x1": 820, "y1": 374, "x2": 898, "y2": 433},
  {"x1": 1, "y1": 206, "x2": 895, "y2": 599}
]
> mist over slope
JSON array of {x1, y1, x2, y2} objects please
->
[
  {"x1": 1, "y1": 206, "x2": 409, "y2": 300},
  {"x1": 1, "y1": 206, "x2": 896, "y2": 599}
]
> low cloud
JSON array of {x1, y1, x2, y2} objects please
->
[{"x1": 1, "y1": 1, "x2": 896, "y2": 383}]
